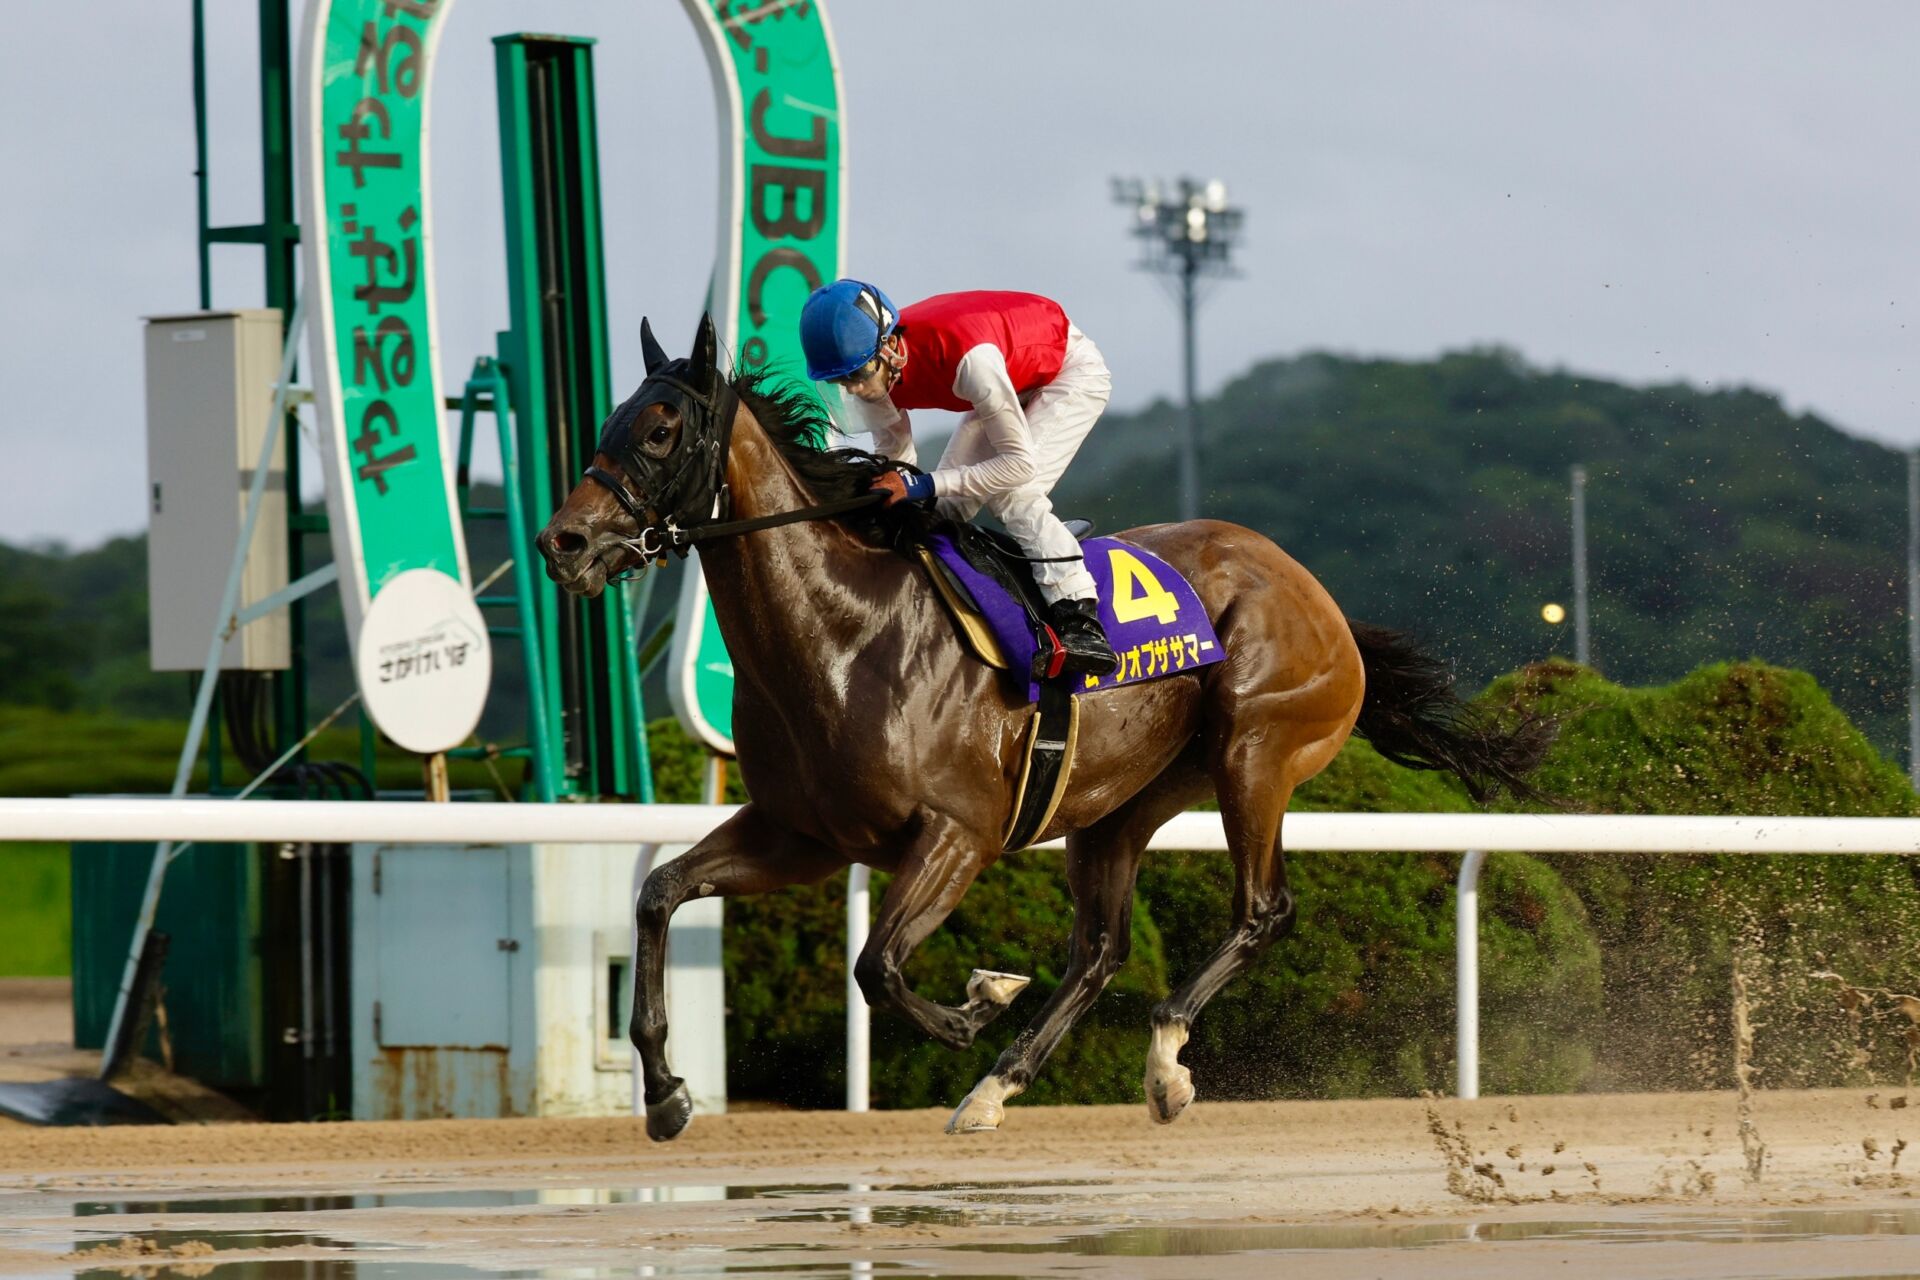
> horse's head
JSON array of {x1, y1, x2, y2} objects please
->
[{"x1": 536, "y1": 313, "x2": 737, "y2": 597}]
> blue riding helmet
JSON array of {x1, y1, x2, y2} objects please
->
[{"x1": 800, "y1": 279, "x2": 899, "y2": 382}]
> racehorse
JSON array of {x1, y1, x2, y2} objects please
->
[{"x1": 536, "y1": 315, "x2": 1548, "y2": 1141}]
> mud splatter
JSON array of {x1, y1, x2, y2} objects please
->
[
  {"x1": 1653, "y1": 1158, "x2": 1717, "y2": 1197},
  {"x1": 61, "y1": 1237, "x2": 218, "y2": 1278},
  {"x1": 1810, "y1": 969, "x2": 1920, "y2": 1089},
  {"x1": 1733, "y1": 925, "x2": 1769, "y2": 1182},
  {"x1": 1424, "y1": 1105, "x2": 1505, "y2": 1202},
  {"x1": 1807, "y1": 967, "x2": 1920, "y2": 1183},
  {"x1": 1422, "y1": 1101, "x2": 1602, "y2": 1202}
]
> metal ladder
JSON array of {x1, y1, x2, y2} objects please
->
[{"x1": 451, "y1": 356, "x2": 560, "y2": 803}]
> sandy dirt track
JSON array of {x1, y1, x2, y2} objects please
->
[{"x1": 4, "y1": 1090, "x2": 1920, "y2": 1278}]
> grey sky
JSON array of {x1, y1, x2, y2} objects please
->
[{"x1": 1, "y1": 1, "x2": 1914, "y2": 548}]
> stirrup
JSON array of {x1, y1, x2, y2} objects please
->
[{"x1": 1058, "y1": 641, "x2": 1118, "y2": 677}]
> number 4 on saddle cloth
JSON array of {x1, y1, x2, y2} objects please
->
[{"x1": 915, "y1": 524, "x2": 1227, "y2": 850}]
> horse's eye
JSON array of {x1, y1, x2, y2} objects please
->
[{"x1": 649, "y1": 425, "x2": 671, "y2": 445}]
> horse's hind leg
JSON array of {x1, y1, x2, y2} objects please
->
[
  {"x1": 949, "y1": 760, "x2": 1207, "y2": 1134},
  {"x1": 854, "y1": 814, "x2": 1022, "y2": 1051},
  {"x1": 1145, "y1": 710, "x2": 1353, "y2": 1124}
]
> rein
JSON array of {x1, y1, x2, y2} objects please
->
[
  {"x1": 612, "y1": 491, "x2": 886, "y2": 565},
  {"x1": 581, "y1": 339, "x2": 890, "y2": 570}
]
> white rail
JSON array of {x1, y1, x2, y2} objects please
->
[
  {"x1": 9, "y1": 801, "x2": 1920, "y2": 854},
  {"x1": 12, "y1": 800, "x2": 1920, "y2": 1104}
]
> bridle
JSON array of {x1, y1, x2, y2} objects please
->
[
  {"x1": 583, "y1": 356, "x2": 741, "y2": 562},
  {"x1": 580, "y1": 323, "x2": 884, "y2": 569}
]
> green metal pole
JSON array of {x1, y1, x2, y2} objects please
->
[
  {"x1": 358, "y1": 706, "x2": 378, "y2": 794},
  {"x1": 206, "y1": 676, "x2": 222, "y2": 792},
  {"x1": 619, "y1": 577, "x2": 653, "y2": 803},
  {"x1": 192, "y1": 0, "x2": 209, "y2": 310},
  {"x1": 258, "y1": 0, "x2": 306, "y2": 763},
  {"x1": 477, "y1": 359, "x2": 559, "y2": 803},
  {"x1": 633, "y1": 571, "x2": 664, "y2": 802}
]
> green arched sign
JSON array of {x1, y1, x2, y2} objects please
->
[{"x1": 669, "y1": 0, "x2": 846, "y2": 755}]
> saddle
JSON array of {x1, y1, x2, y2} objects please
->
[
  {"x1": 921, "y1": 521, "x2": 1089, "y2": 681},
  {"x1": 913, "y1": 520, "x2": 1090, "y2": 851},
  {"x1": 912, "y1": 517, "x2": 1226, "y2": 851}
]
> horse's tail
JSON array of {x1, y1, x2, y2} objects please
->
[{"x1": 1346, "y1": 619, "x2": 1556, "y2": 804}]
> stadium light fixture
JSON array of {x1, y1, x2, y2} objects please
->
[{"x1": 1111, "y1": 176, "x2": 1245, "y2": 522}]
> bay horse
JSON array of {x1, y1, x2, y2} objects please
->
[{"x1": 536, "y1": 315, "x2": 1547, "y2": 1141}]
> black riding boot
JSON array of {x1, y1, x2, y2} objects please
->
[{"x1": 1047, "y1": 597, "x2": 1119, "y2": 676}]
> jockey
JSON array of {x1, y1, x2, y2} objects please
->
[{"x1": 800, "y1": 280, "x2": 1119, "y2": 676}]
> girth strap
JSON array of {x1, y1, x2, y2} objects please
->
[{"x1": 1002, "y1": 678, "x2": 1080, "y2": 851}]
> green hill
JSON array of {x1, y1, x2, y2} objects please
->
[
  {"x1": 0, "y1": 484, "x2": 538, "y2": 740},
  {"x1": 3, "y1": 350, "x2": 1912, "y2": 762},
  {"x1": 1055, "y1": 347, "x2": 1912, "y2": 760}
]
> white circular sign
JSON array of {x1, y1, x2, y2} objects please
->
[{"x1": 355, "y1": 568, "x2": 494, "y2": 754}]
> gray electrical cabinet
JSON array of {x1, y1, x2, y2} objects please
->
[{"x1": 144, "y1": 309, "x2": 290, "y2": 671}]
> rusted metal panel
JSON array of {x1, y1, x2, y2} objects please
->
[
  {"x1": 352, "y1": 844, "x2": 534, "y2": 1119},
  {"x1": 373, "y1": 845, "x2": 513, "y2": 1048},
  {"x1": 352, "y1": 842, "x2": 670, "y2": 1119},
  {"x1": 365, "y1": 1045, "x2": 516, "y2": 1120}
]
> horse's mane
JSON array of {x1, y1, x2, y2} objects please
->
[{"x1": 729, "y1": 367, "x2": 936, "y2": 543}]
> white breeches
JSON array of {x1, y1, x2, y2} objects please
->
[{"x1": 935, "y1": 326, "x2": 1111, "y2": 602}]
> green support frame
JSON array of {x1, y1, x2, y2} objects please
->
[
  {"x1": 186, "y1": 14, "x2": 649, "y2": 804},
  {"x1": 192, "y1": 0, "x2": 312, "y2": 769},
  {"x1": 452, "y1": 358, "x2": 561, "y2": 803},
  {"x1": 493, "y1": 34, "x2": 651, "y2": 801}
]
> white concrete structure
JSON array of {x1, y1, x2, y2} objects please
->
[{"x1": 349, "y1": 842, "x2": 645, "y2": 1120}]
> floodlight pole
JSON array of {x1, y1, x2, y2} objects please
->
[
  {"x1": 1571, "y1": 464, "x2": 1590, "y2": 667},
  {"x1": 1907, "y1": 450, "x2": 1919, "y2": 788},
  {"x1": 1113, "y1": 176, "x2": 1243, "y2": 524},
  {"x1": 1178, "y1": 254, "x2": 1201, "y2": 523}
]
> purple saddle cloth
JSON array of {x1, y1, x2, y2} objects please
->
[{"x1": 925, "y1": 533, "x2": 1226, "y2": 703}]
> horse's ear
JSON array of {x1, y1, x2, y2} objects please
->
[
  {"x1": 691, "y1": 313, "x2": 718, "y2": 380},
  {"x1": 640, "y1": 317, "x2": 669, "y2": 375}
]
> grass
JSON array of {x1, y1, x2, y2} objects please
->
[
  {"x1": 0, "y1": 843, "x2": 70, "y2": 976},
  {"x1": 0, "y1": 705, "x2": 508, "y2": 798},
  {"x1": 0, "y1": 705, "x2": 521, "y2": 979}
]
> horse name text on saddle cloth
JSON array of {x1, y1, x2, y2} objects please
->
[{"x1": 927, "y1": 535, "x2": 1226, "y2": 702}]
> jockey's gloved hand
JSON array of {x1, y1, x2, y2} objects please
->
[{"x1": 871, "y1": 468, "x2": 935, "y2": 508}]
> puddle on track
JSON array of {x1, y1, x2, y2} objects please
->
[
  {"x1": 18, "y1": 1183, "x2": 1920, "y2": 1279},
  {"x1": 977, "y1": 1205, "x2": 1920, "y2": 1255},
  {"x1": 60, "y1": 1185, "x2": 839, "y2": 1217},
  {"x1": 66, "y1": 1268, "x2": 982, "y2": 1280},
  {"x1": 0, "y1": 1180, "x2": 1103, "y2": 1219}
]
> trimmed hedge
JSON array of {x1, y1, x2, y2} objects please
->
[
  {"x1": 1489, "y1": 660, "x2": 1920, "y2": 1091},
  {"x1": 645, "y1": 657, "x2": 1920, "y2": 1107}
]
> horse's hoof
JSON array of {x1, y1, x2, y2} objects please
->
[
  {"x1": 645, "y1": 1080, "x2": 694, "y2": 1142},
  {"x1": 1146, "y1": 1064, "x2": 1195, "y2": 1125},
  {"x1": 967, "y1": 969, "x2": 1031, "y2": 1007},
  {"x1": 946, "y1": 1083, "x2": 1008, "y2": 1135}
]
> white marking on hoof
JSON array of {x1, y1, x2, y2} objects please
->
[
  {"x1": 946, "y1": 1074, "x2": 1022, "y2": 1134},
  {"x1": 1144, "y1": 1022, "x2": 1195, "y2": 1124},
  {"x1": 966, "y1": 969, "x2": 1031, "y2": 1007}
]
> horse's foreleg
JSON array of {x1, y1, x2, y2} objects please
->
[
  {"x1": 632, "y1": 804, "x2": 843, "y2": 1141},
  {"x1": 853, "y1": 815, "x2": 1014, "y2": 1052},
  {"x1": 948, "y1": 762, "x2": 1205, "y2": 1134}
]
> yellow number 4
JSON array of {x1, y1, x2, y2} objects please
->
[{"x1": 1107, "y1": 547, "x2": 1180, "y2": 625}]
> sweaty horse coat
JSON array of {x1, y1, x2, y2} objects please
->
[{"x1": 536, "y1": 315, "x2": 1549, "y2": 1140}]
